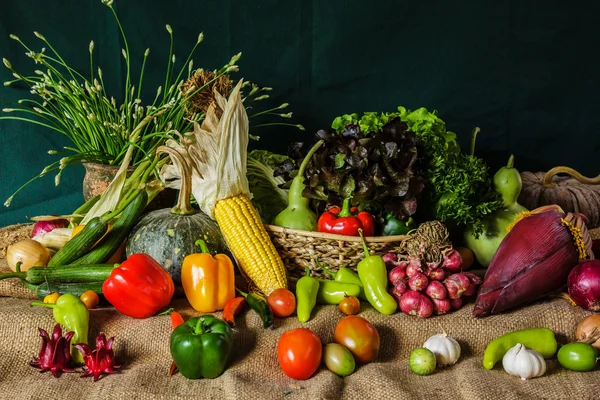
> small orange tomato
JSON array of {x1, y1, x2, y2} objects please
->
[
  {"x1": 339, "y1": 295, "x2": 360, "y2": 315},
  {"x1": 80, "y1": 290, "x2": 100, "y2": 310}
]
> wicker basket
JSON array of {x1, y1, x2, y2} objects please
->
[{"x1": 264, "y1": 224, "x2": 406, "y2": 280}]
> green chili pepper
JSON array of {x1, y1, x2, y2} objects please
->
[
  {"x1": 483, "y1": 327, "x2": 557, "y2": 370},
  {"x1": 315, "y1": 258, "x2": 367, "y2": 300},
  {"x1": 32, "y1": 293, "x2": 89, "y2": 364},
  {"x1": 356, "y1": 230, "x2": 397, "y2": 315},
  {"x1": 238, "y1": 290, "x2": 273, "y2": 328},
  {"x1": 295, "y1": 267, "x2": 319, "y2": 323},
  {"x1": 382, "y1": 215, "x2": 414, "y2": 236},
  {"x1": 316, "y1": 280, "x2": 361, "y2": 305}
]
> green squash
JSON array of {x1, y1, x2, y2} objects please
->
[{"x1": 125, "y1": 146, "x2": 231, "y2": 285}]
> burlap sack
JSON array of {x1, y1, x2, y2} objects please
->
[{"x1": 1, "y1": 225, "x2": 600, "y2": 399}]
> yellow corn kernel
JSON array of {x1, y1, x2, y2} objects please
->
[{"x1": 214, "y1": 194, "x2": 287, "y2": 295}]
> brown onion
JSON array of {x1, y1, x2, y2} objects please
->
[
  {"x1": 6, "y1": 239, "x2": 51, "y2": 272},
  {"x1": 576, "y1": 315, "x2": 600, "y2": 351}
]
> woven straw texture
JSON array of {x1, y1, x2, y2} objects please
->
[
  {"x1": 1, "y1": 224, "x2": 600, "y2": 399},
  {"x1": 265, "y1": 225, "x2": 405, "y2": 279}
]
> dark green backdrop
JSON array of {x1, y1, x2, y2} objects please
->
[{"x1": 1, "y1": 0, "x2": 599, "y2": 226}]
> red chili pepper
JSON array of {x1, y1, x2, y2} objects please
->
[
  {"x1": 223, "y1": 296, "x2": 246, "y2": 327},
  {"x1": 102, "y1": 253, "x2": 175, "y2": 319},
  {"x1": 170, "y1": 311, "x2": 185, "y2": 329},
  {"x1": 318, "y1": 198, "x2": 375, "y2": 236}
]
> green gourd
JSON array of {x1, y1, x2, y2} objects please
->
[
  {"x1": 125, "y1": 146, "x2": 231, "y2": 285},
  {"x1": 272, "y1": 140, "x2": 323, "y2": 231},
  {"x1": 464, "y1": 155, "x2": 527, "y2": 267}
]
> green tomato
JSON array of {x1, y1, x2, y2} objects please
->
[
  {"x1": 323, "y1": 343, "x2": 356, "y2": 377},
  {"x1": 409, "y1": 347, "x2": 437, "y2": 376},
  {"x1": 557, "y1": 343, "x2": 599, "y2": 372}
]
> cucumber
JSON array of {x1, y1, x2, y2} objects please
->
[
  {"x1": 21, "y1": 263, "x2": 117, "y2": 285},
  {"x1": 73, "y1": 191, "x2": 148, "y2": 265},
  {"x1": 23, "y1": 281, "x2": 105, "y2": 300},
  {"x1": 47, "y1": 216, "x2": 109, "y2": 267}
]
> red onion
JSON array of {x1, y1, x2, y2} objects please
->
[
  {"x1": 427, "y1": 268, "x2": 446, "y2": 281},
  {"x1": 442, "y1": 248, "x2": 463, "y2": 272},
  {"x1": 390, "y1": 281, "x2": 410, "y2": 302},
  {"x1": 399, "y1": 290, "x2": 433, "y2": 318},
  {"x1": 31, "y1": 218, "x2": 70, "y2": 238},
  {"x1": 425, "y1": 281, "x2": 447, "y2": 299},
  {"x1": 431, "y1": 298, "x2": 451, "y2": 315},
  {"x1": 406, "y1": 257, "x2": 423, "y2": 277},
  {"x1": 443, "y1": 273, "x2": 471, "y2": 299},
  {"x1": 388, "y1": 265, "x2": 407, "y2": 286},
  {"x1": 409, "y1": 272, "x2": 429, "y2": 292},
  {"x1": 425, "y1": 261, "x2": 439, "y2": 270},
  {"x1": 567, "y1": 260, "x2": 600, "y2": 311},
  {"x1": 450, "y1": 298, "x2": 463, "y2": 310},
  {"x1": 383, "y1": 252, "x2": 398, "y2": 268}
]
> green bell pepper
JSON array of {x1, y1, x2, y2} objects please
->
[
  {"x1": 356, "y1": 230, "x2": 397, "y2": 315},
  {"x1": 382, "y1": 215, "x2": 414, "y2": 236},
  {"x1": 31, "y1": 293, "x2": 89, "y2": 364},
  {"x1": 315, "y1": 258, "x2": 367, "y2": 300},
  {"x1": 170, "y1": 315, "x2": 234, "y2": 379},
  {"x1": 296, "y1": 267, "x2": 319, "y2": 322}
]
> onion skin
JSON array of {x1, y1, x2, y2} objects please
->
[
  {"x1": 431, "y1": 298, "x2": 451, "y2": 315},
  {"x1": 31, "y1": 218, "x2": 69, "y2": 238},
  {"x1": 6, "y1": 239, "x2": 51, "y2": 272},
  {"x1": 443, "y1": 273, "x2": 471, "y2": 299},
  {"x1": 409, "y1": 272, "x2": 429, "y2": 292},
  {"x1": 442, "y1": 249, "x2": 463, "y2": 273},
  {"x1": 474, "y1": 209, "x2": 593, "y2": 318},
  {"x1": 425, "y1": 281, "x2": 448, "y2": 300},
  {"x1": 388, "y1": 266, "x2": 407, "y2": 286},
  {"x1": 568, "y1": 260, "x2": 600, "y2": 311},
  {"x1": 427, "y1": 268, "x2": 446, "y2": 281},
  {"x1": 576, "y1": 315, "x2": 600, "y2": 350},
  {"x1": 399, "y1": 290, "x2": 433, "y2": 318},
  {"x1": 390, "y1": 281, "x2": 410, "y2": 302}
]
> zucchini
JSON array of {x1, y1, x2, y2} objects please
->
[
  {"x1": 73, "y1": 191, "x2": 148, "y2": 265},
  {"x1": 17, "y1": 263, "x2": 117, "y2": 285},
  {"x1": 23, "y1": 281, "x2": 105, "y2": 300},
  {"x1": 48, "y1": 216, "x2": 108, "y2": 267}
]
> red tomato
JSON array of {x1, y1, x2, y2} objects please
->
[
  {"x1": 267, "y1": 288, "x2": 296, "y2": 318},
  {"x1": 333, "y1": 315, "x2": 380, "y2": 364},
  {"x1": 277, "y1": 328, "x2": 322, "y2": 380}
]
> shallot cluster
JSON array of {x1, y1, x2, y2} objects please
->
[{"x1": 385, "y1": 249, "x2": 481, "y2": 318}]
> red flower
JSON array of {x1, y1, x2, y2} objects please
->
[
  {"x1": 74, "y1": 332, "x2": 121, "y2": 382},
  {"x1": 30, "y1": 324, "x2": 76, "y2": 377}
]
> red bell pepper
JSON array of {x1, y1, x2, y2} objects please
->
[
  {"x1": 318, "y1": 198, "x2": 375, "y2": 236},
  {"x1": 102, "y1": 253, "x2": 175, "y2": 319}
]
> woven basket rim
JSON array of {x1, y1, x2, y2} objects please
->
[{"x1": 263, "y1": 224, "x2": 406, "y2": 242}]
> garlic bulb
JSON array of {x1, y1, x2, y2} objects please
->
[
  {"x1": 423, "y1": 333, "x2": 461, "y2": 367},
  {"x1": 502, "y1": 343, "x2": 546, "y2": 380}
]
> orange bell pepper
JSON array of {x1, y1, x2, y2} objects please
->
[
  {"x1": 71, "y1": 224, "x2": 125, "y2": 263},
  {"x1": 181, "y1": 240, "x2": 235, "y2": 313}
]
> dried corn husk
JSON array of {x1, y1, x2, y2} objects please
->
[{"x1": 473, "y1": 205, "x2": 593, "y2": 318}]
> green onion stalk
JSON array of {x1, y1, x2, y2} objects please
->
[{"x1": 1, "y1": 0, "x2": 303, "y2": 208}]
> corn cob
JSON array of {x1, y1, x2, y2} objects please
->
[{"x1": 215, "y1": 194, "x2": 287, "y2": 295}]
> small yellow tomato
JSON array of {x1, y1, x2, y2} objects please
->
[{"x1": 43, "y1": 292, "x2": 61, "y2": 304}]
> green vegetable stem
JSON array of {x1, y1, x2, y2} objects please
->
[
  {"x1": 483, "y1": 327, "x2": 557, "y2": 370},
  {"x1": 356, "y1": 230, "x2": 397, "y2": 315},
  {"x1": 272, "y1": 140, "x2": 323, "y2": 231},
  {"x1": 295, "y1": 267, "x2": 320, "y2": 322},
  {"x1": 315, "y1": 258, "x2": 367, "y2": 300},
  {"x1": 31, "y1": 294, "x2": 90, "y2": 365}
]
